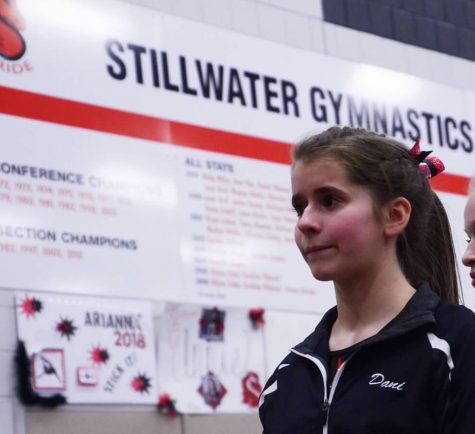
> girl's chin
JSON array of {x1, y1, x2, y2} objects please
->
[{"x1": 309, "y1": 269, "x2": 334, "y2": 282}]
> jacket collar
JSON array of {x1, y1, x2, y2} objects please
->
[{"x1": 294, "y1": 282, "x2": 440, "y2": 356}]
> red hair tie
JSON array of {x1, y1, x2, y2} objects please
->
[{"x1": 410, "y1": 140, "x2": 445, "y2": 179}]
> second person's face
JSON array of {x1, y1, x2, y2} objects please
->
[
  {"x1": 291, "y1": 158, "x2": 388, "y2": 286},
  {"x1": 463, "y1": 189, "x2": 475, "y2": 287}
]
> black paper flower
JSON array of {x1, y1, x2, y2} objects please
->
[
  {"x1": 131, "y1": 373, "x2": 151, "y2": 394},
  {"x1": 56, "y1": 318, "x2": 77, "y2": 340}
]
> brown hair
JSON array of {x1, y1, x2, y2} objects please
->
[{"x1": 293, "y1": 126, "x2": 460, "y2": 304}]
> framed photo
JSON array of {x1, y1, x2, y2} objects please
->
[{"x1": 31, "y1": 349, "x2": 66, "y2": 391}]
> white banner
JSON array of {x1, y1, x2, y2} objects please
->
[{"x1": 1, "y1": 0, "x2": 474, "y2": 311}]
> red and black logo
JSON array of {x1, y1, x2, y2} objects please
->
[{"x1": 0, "y1": 0, "x2": 26, "y2": 60}]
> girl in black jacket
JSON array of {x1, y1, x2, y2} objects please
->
[{"x1": 260, "y1": 127, "x2": 475, "y2": 434}]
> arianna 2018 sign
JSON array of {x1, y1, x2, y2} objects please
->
[{"x1": 15, "y1": 291, "x2": 157, "y2": 404}]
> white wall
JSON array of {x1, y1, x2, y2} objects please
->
[{"x1": 125, "y1": 0, "x2": 475, "y2": 92}]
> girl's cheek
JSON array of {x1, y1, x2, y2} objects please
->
[
  {"x1": 330, "y1": 214, "x2": 368, "y2": 239},
  {"x1": 294, "y1": 227, "x2": 304, "y2": 250},
  {"x1": 467, "y1": 240, "x2": 475, "y2": 261}
]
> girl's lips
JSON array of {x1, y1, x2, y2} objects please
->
[
  {"x1": 304, "y1": 246, "x2": 331, "y2": 254},
  {"x1": 304, "y1": 246, "x2": 334, "y2": 257}
]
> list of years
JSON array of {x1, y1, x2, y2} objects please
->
[
  {"x1": 0, "y1": 177, "x2": 134, "y2": 217},
  {"x1": 182, "y1": 156, "x2": 298, "y2": 297}
]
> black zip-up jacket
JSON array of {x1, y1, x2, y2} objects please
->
[{"x1": 259, "y1": 284, "x2": 475, "y2": 433}]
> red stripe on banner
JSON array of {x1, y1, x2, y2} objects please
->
[
  {"x1": 430, "y1": 173, "x2": 470, "y2": 196},
  {"x1": 0, "y1": 86, "x2": 293, "y2": 164},
  {"x1": 0, "y1": 85, "x2": 470, "y2": 195}
]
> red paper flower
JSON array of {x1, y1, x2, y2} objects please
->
[
  {"x1": 249, "y1": 308, "x2": 265, "y2": 329},
  {"x1": 89, "y1": 345, "x2": 109, "y2": 365},
  {"x1": 131, "y1": 373, "x2": 152, "y2": 394},
  {"x1": 19, "y1": 296, "x2": 43, "y2": 318},
  {"x1": 158, "y1": 393, "x2": 178, "y2": 417}
]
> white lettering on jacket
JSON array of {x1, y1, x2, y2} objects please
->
[{"x1": 369, "y1": 373, "x2": 405, "y2": 391}]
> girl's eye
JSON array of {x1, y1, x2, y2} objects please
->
[
  {"x1": 291, "y1": 197, "x2": 307, "y2": 217},
  {"x1": 321, "y1": 195, "x2": 340, "y2": 209},
  {"x1": 292, "y1": 204, "x2": 304, "y2": 217}
]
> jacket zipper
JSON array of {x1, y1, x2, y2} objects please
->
[
  {"x1": 291, "y1": 348, "x2": 357, "y2": 434},
  {"x1": 290, "y1": 349, "x2": 329, "y2": 433},
  {"x1": 324, "y1": 359, "x2": 347, "y2": 428}
]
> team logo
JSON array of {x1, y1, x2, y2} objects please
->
[
  {"x1": 0, "y1": 0, "x2": 26, "y2": 60},
  {"x1": 197, "y1": 371, "x2": 227, "y2": 410},
  {"x1": 241, "y1": 371, "x2": 262, "y2": 408}
]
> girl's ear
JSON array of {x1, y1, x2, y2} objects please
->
[{"x1": 382, "y1": 197, "x2": 412, "y2": 238}]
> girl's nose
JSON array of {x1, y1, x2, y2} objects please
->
[
  {"x1": 296, "y1": 206, "x2": 322, "y2": 234},
  {"x1": 462, "y1": 241, "x2": 475, "y2": 267}
]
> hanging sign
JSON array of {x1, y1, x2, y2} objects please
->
[
  {"x1": 157, "y1": 303, "x2": 266, "y2": 413},
  {"x1": 15, "y1": 291, "x2": 157, "y2": 403}
]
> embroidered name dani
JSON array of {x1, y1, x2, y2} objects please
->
[{"x1": 369, "y1": 373, "x2": 405, "y2": 391}]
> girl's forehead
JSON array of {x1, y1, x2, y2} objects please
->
[
  {"x1": 291, "y1": 157, "x2": 349, "y2": 180},
  {"x1": 466, "y1": 193, "x2": 475, "y2": 221},
  {"x1": 290, "y1": 159, "x2": 362, "y2": 198}
]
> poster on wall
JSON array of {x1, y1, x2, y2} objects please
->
[
  {"x1": 157, "y1": 303, "x2": 266, "y2": 413},
  {"x1": 15, "y1": 291, "x2": 157, "y2": 403}
]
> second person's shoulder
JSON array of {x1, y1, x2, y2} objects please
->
[{"x1": 433, "y1": 301, "x2": 475, "y2": 343}]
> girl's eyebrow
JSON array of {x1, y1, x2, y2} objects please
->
[
  {"x1": 310, "y1": 185, "x2": 350, "y2": 198},
  {"x1": 291, "y1": 185, "x2": 348, "y2": 204},
  {"x1": 294, "y1": 183, "x2": 347, "y2": 195},
  {"x1": 314, "y1": 185, "x2": 346, "y2": 193}
]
